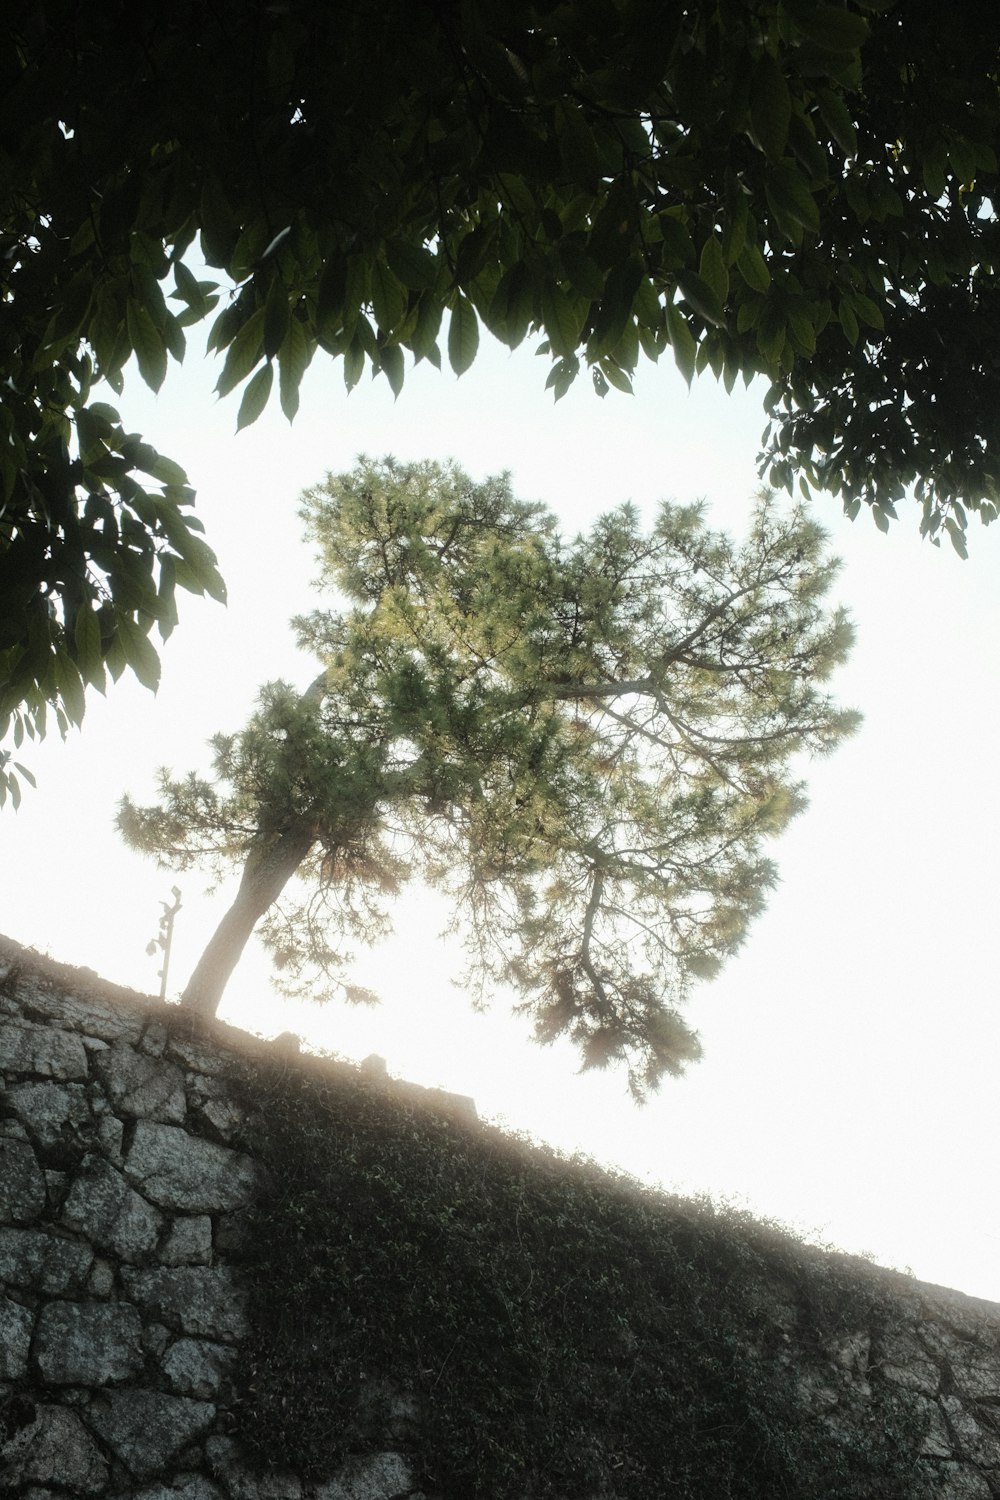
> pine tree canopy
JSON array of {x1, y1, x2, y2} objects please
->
[{"x1": 118, "y1": 458, "x2": 859, "y2": 1097}]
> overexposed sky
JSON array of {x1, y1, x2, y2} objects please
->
[{"x1": 4, "y1": 325, "x2": 999, "y2": 1301}]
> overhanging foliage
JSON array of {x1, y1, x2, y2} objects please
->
[{"x1": 3, "y1": 1, "x2": 998, "y2": 794}]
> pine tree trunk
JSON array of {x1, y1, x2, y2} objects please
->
[{"x1": 180, "y1": 824, "x2": 316, "y2": 1017}]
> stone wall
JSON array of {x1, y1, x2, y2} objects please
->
[{"x1": 1, "y1": 934, "x2": 999, "y2": 1500}]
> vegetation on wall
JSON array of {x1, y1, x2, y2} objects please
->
[{"x1": 228, "y1": 1054, "x2": 929, "y2": 1499}]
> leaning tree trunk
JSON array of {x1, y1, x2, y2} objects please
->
[{"x1": 180, "y1": 824, "x2": 316, "y2": 1018}]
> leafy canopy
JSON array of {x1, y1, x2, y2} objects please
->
[
  {"x1": 2, "y1": 1, "x2": 995, "y2": 798},
  {"x1": 119, "y1": 458, "x2": 858, "y2": 1097}
]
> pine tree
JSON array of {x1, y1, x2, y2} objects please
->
[{"x1": 118, "y1": 458, "x2": 859, "y2": 1096}]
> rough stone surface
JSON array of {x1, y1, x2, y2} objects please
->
[
  {"x1": 125, "y1": 1122, "x2": 257, "y2": 1212},
  {"x1": 91, "y1": 1041, "x2": 187, "y2": 1122},
  {"x1": 879, "y1": 1327, "x2": 940, "y2": 1395},
  {"x1": 205, "y1": 1437, "x2": 303, "y2": 1499},
  {"x1": 939, "y1": 1394, "x2": 1000, "y2": 1467},
  {"x1": 7, "y1": 1080, "x2": 90, "y2": 1148},
  {"x1": 35, "y1": 1300, "x2": 144, "y2": 1385},
  {"x1": 0, "y1": 1225, "x2": 93, "y2": 1293},
  {"x1": 193, "y1": 1087, "x2": 247, "y2": 1141},
  {"x1": 164, "y1": 1034, "x2": 232, "y2": 1075},
  {"x1": 934, "y1": 1461, "x2": 994, "y2": 1499},
  {"x1": 313, "y1": 1450, "x2": 416, "y2": 1500},
  {"x1": 62, "y1": 1153, "x2": 163, "y2": 1259},
  {"x1": 160, "y1": 1215, "x2": 214, "y2": 1266},
  {"x1": 0, "y1": 1137, "x2": 47, "y2": 1223},
  {"x1": 163, "y1": 1338, "x2": 237, "y2": 1399},
  {"x1": 132, "y1": 1479, "x2": 226, "y2": 1500},
  {"x1": 0, "y1": 1404, "x2": 109, "y2": 1495},
  {"x1": 0, "y1": 1019, "x2": 89, "y2": 1080},
  {"x1": 84, "y1": 1389, "x2": 216, "y2": 1479},
  {"x1": 122, "y1": 1266, "x2": 249, "y2": 1342},
  {"x1": 0, "y1": 1293, "x2": 33, "y2": 1378}
]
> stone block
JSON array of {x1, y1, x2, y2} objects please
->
[
  {"x1": 0, "y1": 1226, "x2": 93, "y2": 1293},
  {"x1": 160, "y1": 1215, "x2": 214, "y2": 1266},
  {"x1": 946, "y1": 1344, "x2": 1000, "y2": 1402},
  {"x1": 17, "y1": 985, "x2": 147, "y2": 1043},
  {"x1": 932, "y1": 1461, "x2": 994, "y2": 1499},
  {"x1": 878, "y1": 1328, "x2": 940, "y2": 1395},
  {"x1": 84, "y1": 1389, "x2": 216, "y2": 1480},
  {"x1": 140, "y1": 1022, "x2": 170, "y2": 1057},
  {"x1": 939, "y1": 1394, "x2": 1000, "y2": 1466},
  {"x1": 915, "y1": 1395, "x2": 955, "y2": 1458},
  {"x1": 6, "y1": 1081, "x2": 90, "y2": 1148},
  {"x1": 125, "y1": 1121, "x2": 257, "y2": 1212},
  {"x1": 0, "y1": 1020, "x2": 89, "y2": 1080},
  {"x1": 98, "y1": 1113, "x2": 125, "y2": 1163},
  {"x1": 63, "y1": 1154, "x2": 163, "y2": 1259},
  {"x1": 313, "y1": 1451, "x2": 416, "y2": 1500},
  {"x1": 87, "y1": 1257, "x2": 116, "y2": 1296},
  {"x1": 35, "y1": 1301, "x2": 144, "y2": 1385},
  {"x1": 193, "y1": 1086, "x2": 247, "y2": 1142},
  {"x1": 0, "y1": 1295, "x2": 33, "y2": 1378},
  {"x1": 165, "y1": 1035, "x2": 232, "y2": 1075},
  {"x1": 0, "y1": 1137, "x2": 46, "y2": 1223},
  {"x1": 121, "y1": 1266, "x2": 248, "y2": 1342},
  {"x1": 0, "y1": 1404, "x2": 109, "y2": 1495},
  {"x1": 163, "y1": 1337, "x2": 236, "y2": 1399},
  {"x1": 91, "y1": 1041, "x2": 187, "y2": 1122}
]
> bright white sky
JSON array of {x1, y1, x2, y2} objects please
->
[{"x1": 4, "y1": 324, "x2": 999, "y2": 1302}]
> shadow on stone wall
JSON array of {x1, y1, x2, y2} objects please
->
[{"x1": 1, "y1": 933, "x2": 998, "y2": 1500}]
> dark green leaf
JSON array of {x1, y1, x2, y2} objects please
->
[
  {"x1": 126, "y1": 300, "x2": 168, "y2": 392},
  {"x1": 599, "y1": 359, "x2": 633, "y2": 395},
  {"x1": 815, "y1": 87, "x2": 858, "y2": 158},
  {"x1": 278, "y1": 318, "x2": 314, "y2": 421},
  {"x1": 236, "y1": 362, "x2": 274, "y2": 430},
  {"x1": 698, "y1": 236, "x2": 729, "y2": 305},
  {"x1": 556, "y1": 99, "x2": 604, "y2": 185},
  {"x1": 263, "y1": 278, "x2": 291, "y2": 360},
  {"x1": 845, "y1": 291, "x2": 884, "y2": 330},
  {"x1": 117, "y1": 617, "x2": 162, "y2": 692},
  {"x1": 788, "y1": 2, "x2": 869, "y2": 52},
  {"x1": 173, "y1": 261, "x2": 213, "y2": 315},
  {"x1": 378, "y1": 342, "x2": 405, "y2": 398},
  {"x1": 344, "y1": 338, "x2": 365, "y2": 392},
  {"x1": 664, "y1": 302, "x2": 697, "y2": 386},
  {"x1": 542, "y1": 284, "x2": 586, "y2": 358},
  {"x1": 545, "y1": 355, "x2": 579, "y2": 402},
  {"x1": 740, "y1": 241, "x2": 773, "y2": 294},
  {"x1": 656, "y1": 212, "x2": 694, "y2": 268},
  {"x1": 73, "y1": 605, "x2": 104, "y2": 689},
  {"x1": 371, "y1": 262, "x2": 407, "y2": 335},
  {"x1": 766, "y1": 164, "x2": 820, "y2": 235},
  {"x1": 676, "y1": 272, "x2": 726, "y2": 328},
  {"x1": 53, "y1": 653, "x2": 86, "y2": 727},
  {"x1": 448, "y1": 296, "x2": 480, "y2": 376},
  {"x1": 215, "y1": 309, "x2": 266, "y2": 397},
  {"x1": 750, "y1": 54, "x2": 792, "y2": 160},
  {"x1": 838, "y1": 299, "x2": 859, "y2": 346},
  {"x1": 385, "y1": 240, "x2": 438, "y2": 291}
]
